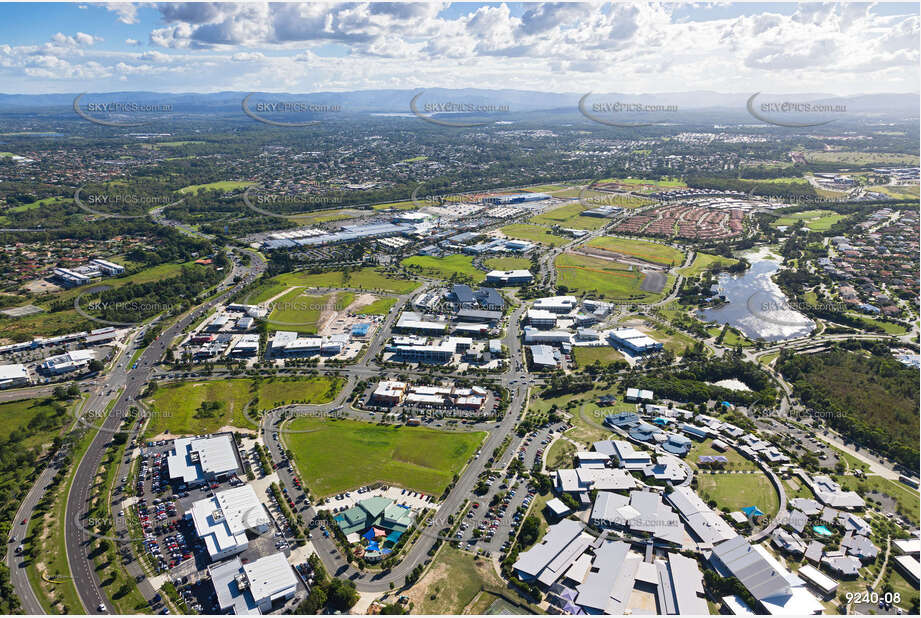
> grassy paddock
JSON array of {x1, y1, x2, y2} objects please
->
[
  {"x1": 555, "y1": 253, "x2": 670, "y2": 302},
  {"x1": 401, "y1": 254, "x2": 485, "y2": 283},
  {"x1": 145, "y1": 376, "x2": 343, "y2": 436},
  {"x1": 585, "y1": 236, "x2": 684, "y2": 267},
  {"x1": 500, "y1": 223, "x2": 569, "y2": 247},
  {"x1": 285, "y1": 417, "x2": 484, "y2": 497},
  {"x1": 679, "y1": 252, "x2": 740, "y2": 277}
]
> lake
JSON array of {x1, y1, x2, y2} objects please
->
[{"x1": 698, "y1": 252, "x2": 814, "y2": 342}]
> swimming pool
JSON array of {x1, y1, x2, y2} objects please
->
[{"x1": 813, "y1": 525, "x2": 833, "y2": 536}]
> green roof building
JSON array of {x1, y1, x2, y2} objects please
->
[{"x1": 334, "y1": 496, "x2": 415, "y2": 536}]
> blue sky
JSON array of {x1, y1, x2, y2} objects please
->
[{"x1": 0, "y1": 2, "x2": 916, "y2": 94}]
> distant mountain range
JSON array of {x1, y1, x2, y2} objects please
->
[{"x1": 0, "y1": 88, "x2": 916, "y2": 116}]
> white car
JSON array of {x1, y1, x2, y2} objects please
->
[{"x1": 97, "y1": 603, "x2": 107, "y2": 612}]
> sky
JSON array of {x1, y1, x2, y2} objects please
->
[{"x1": 0, "y1": 2, "x2": 917, "y2": 95}]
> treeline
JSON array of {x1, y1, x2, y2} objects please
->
[
  {"x1": 0, "y1": 398, "x2": 69, "y2": 541},
  {"x1": 685, "y1": 175, "x2": 818, "y2": 199},
  {"x1": 76, "y1": 264, "x2": 223, "y2": 323},
  {"x1": 778, "y1": 345, "x2": 919, "y2": 469},
  {"x1": 626, "y1": 358, "x2": 776, "y2": 406}
]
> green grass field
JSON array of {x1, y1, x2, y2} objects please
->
[
  {"x1": 483, "y1": 256, "x2": 532, "y2": 271},
  {"x1": 178, "y1": 180, "x2": 254, "y2": 194},
  {"x1": 154, "y1": 141, "x2": 206, "y2": 148},
  {"x1": 267, "y1": 289, "x2": 353, "y2": 334},
  {"x1": 8, "y1": 196, "x2": 68, "y2": 213},
  {"x1": 288, "y1": 209, "x2": 357, "y2": 224},
  {"x1": 355, "y1": 296, "x2": 398, "y2": 315},
  {"x1": 679, "y1": 252, "x2": 740, "y2": 277},
  {"x1": 500, "y1": 223, "x2": 568, "y2": 247},
  {"x1": 371, "y1": 199, "x2": 421, "y2": 211},
  {"x1": 585, "y1": 236, "x2": 684, "y2": 267},
  {"x1": 580, "y1": 189, "x2": 654, "y2": 209},
  {"x1": 0, "y1": 398, "x2": 67, "y2": 449},
  {"x1": 401, "y1": 254, "x2": 485, "y2": 283},
  {"x1": 555, "y1": 253, "x2": 669, "y2": 302},
  {"x1": 696, "y1": 472, "x2": 780, "y2": 517},
  {"x1": 595, "y1": 177, "x2": 687, "y2": 194},
  {"x1": 545, "y1": 440, "x2": 577, "y2": 471},
  {"x1": 285, "y1": 418, "x2": 484, "y2": 497},
  {"x1": 145, "y1": 376, "x2": 343, "y2": 436},
  {"x1": 572, "y1": 346, "x2": 625, "y2": 367},
  {"x1": 638, "y1": 324, "x2": 697, "y2": 354},
  {"x1": 530, "y1": 203, "x2": 609, "y2": 230},
  {"x1": 260, "y1": 268, "x2": 420, "y2": 295},
  {"x1": 867, "y1": 184, "x2": 920, "y2": 199},
  {"x1": 771, "y1": 209, "x2": 847, "y2": 231}
]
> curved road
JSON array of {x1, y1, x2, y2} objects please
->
[{"x1": 64, "y1": 249, "x2": 265, "y2": 614}]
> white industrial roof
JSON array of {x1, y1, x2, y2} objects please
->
[
  {"x1": 168, "y1": 434, "x2": 239, "y2": 483},
  {"x1": 190, "y1": 485, "x2": 268, "y2": 560},
  {"x1": 242, "y1": 552, "x2": 299, "y2": 606},
  {"x1": 0, "y1": 363, "x2": 28, "y2": 380}
]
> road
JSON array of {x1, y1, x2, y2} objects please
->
[
  {"x1": 5, "y1": 461, "x2": 60, "y2": 614},
  {"x1": 64, "y1": 249, "x2": 265, "y2": 614}
]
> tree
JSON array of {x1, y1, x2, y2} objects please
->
[
  {"x1": 88, "y1": 359, "x2": 104, "y2": 373},
  {"x1": 326, "y1": 579, "x2": 358, "y2": 612},
  {"x1": 380, "y1": 603, "x2": 408, "y2": 614},
  {"x1": 297, "y1": 586, "x2": 327, "y2": 614}
]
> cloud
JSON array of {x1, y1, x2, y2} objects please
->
[
  {"x1": 0, "y1": 2, "x2": 917, "y2": 94},
  {"x1": 105, "y1": 2, "x2": 140, "y2": 25}
]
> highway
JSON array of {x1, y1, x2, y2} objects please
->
[{"x1": 63, "y1": 249, "x2": 265, "y2": 614}]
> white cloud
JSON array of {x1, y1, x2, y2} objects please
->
[
  {"x1": 0, "y1": 2, "x2": 917, "y2": 94},
  {"x1": 105, "y1": 2, "x2": 140, "y2": 25}
]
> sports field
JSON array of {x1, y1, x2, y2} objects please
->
[
  {"x1": 585, "y1": 236, "x2": 684, "y2": 267},
  {"x1": 285, "y1": 417, "x2": 484, "y2": 497},
  {"x1": 530, "y1": 203, "x2": 609, "y2": 230},
  {"x1": 771, "y1": 209, "x2": 847, "y2": 231},
  {"x1": 401, "y1": 254, "x2": 485, "y2": 282},
  {"x1": 145, "y1": 376, "x2": 344, "y2": 436},
  {"x1": 679, "y1": 252, "x2": 740, "y2": 277},
  {"x1": 501, "y1": 223, "x2": 569, "y2": 247},
  {"x1": 554, "y1": 253, "x2": 670, "y2": 302},
  {"x1": 696, "y1": 472, "x2": 780, "y2": 517}
]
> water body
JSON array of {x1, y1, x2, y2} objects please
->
[{"x1": 699, "y1": 252, "x2": 814, "y2": 342}]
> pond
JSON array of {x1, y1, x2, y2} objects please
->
[{"x1": 698, "y1": 251, "x2": 814, "y2": 342}]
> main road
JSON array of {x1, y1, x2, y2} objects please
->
[{"x1": 64, "y1": 249, "x2": 265, "y2": 614}]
